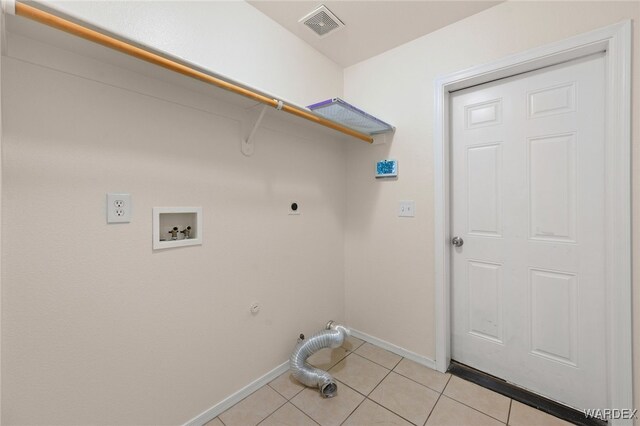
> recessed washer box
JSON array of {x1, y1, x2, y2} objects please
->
[{"x1": 153, "y1": 207, "x2": 202, "y2": 250}]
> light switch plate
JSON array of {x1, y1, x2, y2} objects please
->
[
  {"x1": 107, "y1": 193, "x2": 132, "y2": 223},
  {"x1": 398, "y1": 200, "x2": 415, "y2": 217}
]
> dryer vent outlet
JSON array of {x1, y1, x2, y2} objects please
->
[{"x1": 299, "y1": 5, "x2": 345, "y2": 38}]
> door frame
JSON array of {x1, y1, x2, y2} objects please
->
[{"x1": 433, "y1": 21, "x2": 632, "y2": 418}]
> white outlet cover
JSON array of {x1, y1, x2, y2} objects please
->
[
  {"x1": 398, "y1": 200, "x2": 415, "y2": 217},
  {"x1": 107, "y1": 193, "x2": 132, "y2": 223}
]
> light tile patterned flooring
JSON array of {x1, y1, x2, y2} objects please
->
[{"x1": 207, "y1": 336, "x2": 573, "y2": 426}]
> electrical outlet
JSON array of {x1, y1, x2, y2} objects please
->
[{"x1": 107, "y1": 193, "x2": 132, "y2": 223}]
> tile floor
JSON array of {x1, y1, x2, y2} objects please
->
[{"x1": 208, "y1": 336, "x2": 573, "y2": 426}]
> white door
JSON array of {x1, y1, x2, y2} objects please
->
[{"x1": 450, "y1": 52, "x2": 607, "y2": 410}]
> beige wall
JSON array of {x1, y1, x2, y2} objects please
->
[
  {"x1": 344, "y1": 0, "x2": 638, "y2": 407},
  {"x1": 2, "y1": 1, "x2": 638, "y2": 423},
  {"x1": 42, "y1": 0, "x2": 343, "y2": 107},
  {"x1": 0, "y1": 28, "x2": 347, "y2": 425}
]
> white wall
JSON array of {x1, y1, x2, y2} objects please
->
[
  {"x1": 1, "y1": 22, "x2": 346, "y2": 426},
  {"x1": 344, "y1": 0, "x2": 639, "y2": 409},
  {"x1": 42, "y1": 0, "x2": 343, "y2": 107}
]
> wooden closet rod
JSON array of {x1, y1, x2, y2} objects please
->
[{"x1": 14, "y1": 2, "x2": 374, "y2": 143}]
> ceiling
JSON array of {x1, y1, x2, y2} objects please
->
[{"x1": 247, "y1": 1, "x2": 502, "y2": 67}]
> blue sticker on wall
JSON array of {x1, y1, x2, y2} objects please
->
[{"x1": 376, "y1": 159, "x2": 398, "y2": 178}]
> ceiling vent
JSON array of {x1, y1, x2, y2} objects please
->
[{"x1": 299, "y1": 5, "x2": 345, "y2": 38}]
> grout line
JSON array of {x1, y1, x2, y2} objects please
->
[
  {"x1": 346, "y1": 338, "x2": 365, "y2": 352},
  {"x1": 364, "y1": 356, "x2": 395, "y2": 398},
  {"x1": 289, "y1": 379, "x2": 361, "y2": 424},
  {"x1": 295, "y1": 404, "x2": 322, "y2": 426},
  {"x1": 444, "y1": 374, "x2": 453, "y2": 386},
  {"x1": 391, "y1": 368, "x2": 448, "y2": 394},
  {"x1": 266, "y1": 378, "x2": 305, "y2": 402},
  {"x1": 256, "y1": 400, "x2": 320, "y2": 426},
  {"x1": 353, "y1": 346, "x2": 403, "y2": 371},
  {"x1": 266, "y1": 383, "x2": 286, "y2": 400},
  {"x1": 333, "y1": 350, "x2": 353, "y2": 368},
  {"x1": 217, "y1": 417, "x2": 226, "y2": 426},
  {"x1": 309, "y1": 349, "x2": 351, "y2": 371},
  {"x1": 327, "y1": 352, "x2": 395, "y2": 398},
  {"x1": 255, "y1": 397, "x2": 288, "y2": 426},
  {"x1": 345, "y1": 358, "x2": 424, "y2": 425},
  {"x1": 365, "y1": 397, "x2": 419, "y2": 426},
  {"x1": 423, "y1": 384, "x2": 445, "y2": 426},
  {"x1": 217, "y1": 385, "x2": 262, "y2": 420},
  {"x1": 438, "y1": 395, "x2": 509, "y2": 424},
  {"x1": 389, "y1": 355, "x2": 403, "y2": 370},
  {"x1": 443, "y1": 376, "x2": 510, "y2": 423},
  {"x1": 289, "y1": 387, "x2": 305, "y2": 400},
  {"x1": 288, "y1": 395, "x2": 307, "y2": 416},
  {"x1": 339, "y1": 394, "x2": 367, "y2": 426},
  {"x1": 332, "y1": 377, "x2": 368, "y2": 399},
  {"x1": 422, "y1": 375, "x2": 451, "y2": 426},
  {"x1": 441, "y1": 374, "x2": 453, "y2": 393},
  {"x1": 507, "y1": 399, "x2": 513, "y2": 425},
  {"x1": 340, "y1": 351, "x2": 393, "y2": 377},
  {"x1": 328, "y1": 352, "x2": 353, "y2": 379}
]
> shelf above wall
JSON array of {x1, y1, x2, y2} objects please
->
[
  {"x1": 4, "y1": 1, "x2": 394, "y2": 146},
  {"x1": 308, "y1": 98, "x2": 394, "y2": 135}
]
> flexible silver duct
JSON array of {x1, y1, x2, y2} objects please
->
[{"x1": 290, "y1": 320, "x2": 349, "y2": 398}]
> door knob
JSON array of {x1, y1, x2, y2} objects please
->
[{"x1": 451, "y1": 236, "x2": 464, "y2": 247}]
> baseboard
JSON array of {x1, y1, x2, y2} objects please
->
[
  {"x1": 183, "y1": 360, "x2": 289, "y2": 426},
  {"x1": 349, "y1": 329, "x2": 437, "y2": 370}
]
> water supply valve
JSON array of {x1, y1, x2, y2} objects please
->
[
  {"x1": 180, "y1": 226, "x2": 192, "y2": 239},
  {"x1": 168, "y1": 227, "x2": 179, "y2": 240}
]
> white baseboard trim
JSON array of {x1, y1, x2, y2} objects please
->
[
  {"x1": 183, "y1": 360, "x2": 289, "y2": 426},
  {"x1": 350, "y1": 329, "x2": 437, "y2": 370}
]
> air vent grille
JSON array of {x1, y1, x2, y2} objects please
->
[{"x1": 299, "y1": 5, "x2": 344, "y2": 38}]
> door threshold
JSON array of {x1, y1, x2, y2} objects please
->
[{"x1": 447, "y1": 361, "x2": 607, "y2": 426}]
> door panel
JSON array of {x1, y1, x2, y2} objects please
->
[
  {"x1": 528, "y1": 133, "x2": 577, "y2": 242},
  {"x1": 467, "y1": 143, "x2": 503, "y2": 237},
  {"x1": 450, "y1": 52, "x2": 606, "y2": 410},
  {"x1": 529, "y1": 268, "x2": 578, "y2": 366},
  {"x1": 467, "y1": 260, "x2": 503, "y2": 343}
]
